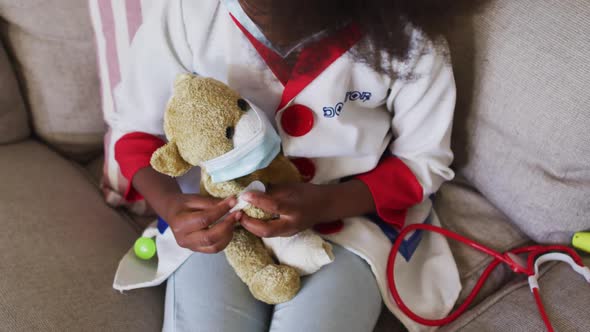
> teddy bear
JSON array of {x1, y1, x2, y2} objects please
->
[{"x1": 149, "y1": 73, "x2": 334, "y2": 304}]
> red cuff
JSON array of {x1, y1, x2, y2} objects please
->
[
  {"x1": 114, "y1": 132, "x2": 166, "y2": 201},
  {"x1": 356, "y1": 156, "x2": 424, "y2": 228}
]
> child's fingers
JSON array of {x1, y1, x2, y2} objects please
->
[
  {"x1": 172, "y1": 198, "x2": 237, "y2": 235},
  {"x1": 196, "y1": 224, "x2": 236, "y2": 254},
  {"x1": 192, "y1": 197, "x2": 237, "y2": 227},
  {"x1": 241, "y1": 192, "x2": 287, "y2": 215},
  {"x1": 183, "y1": 194, "x2": 222, "y2": 210},
  {"x1": 240, "y1": 214, "x2": 291, "y2": 238},
  {"x1": 180, "y1": 212, "x2": 239, "y2": 252}
]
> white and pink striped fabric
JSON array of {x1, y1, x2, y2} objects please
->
[{"x1": 89, "y1": 0, "x2": 151, "y2": 215}]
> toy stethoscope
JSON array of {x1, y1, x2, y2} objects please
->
[{"x1": 387, "y1": 224, "x2": 590, "y2": 332}]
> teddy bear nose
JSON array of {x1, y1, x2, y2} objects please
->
[
  {"x1": 237, "y1": 99, "x2": 250, "y2": 112},
  {"x1": 226, "y1": 126, "x2": 235, "y2": 139}
]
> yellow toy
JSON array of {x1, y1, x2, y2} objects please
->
[
  {"x1": 573, "y1": 232, "x2": 590, "y2": 253},
  {"x1": 149, "y1": 74, "x2": 333, "y2": 304}
]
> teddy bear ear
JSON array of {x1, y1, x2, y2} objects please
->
[{"x1": 150, "y1": 141, "x2": 192, "y2": 177}]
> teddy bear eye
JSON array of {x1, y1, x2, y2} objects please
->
[
  {"x1": 237, "y1": 99, "x2": 250, "y2": 112},
  {"x1": 226, "y1": 126, "x2": 235, "y2": 140}
]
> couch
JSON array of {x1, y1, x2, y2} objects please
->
[{"x1": 1, "y1": 0, "x2": 588, "y2": 331}]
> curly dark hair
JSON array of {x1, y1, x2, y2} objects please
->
[
  {"x1": 245, "y1": 0, "x2": 489, "y2": 76},
  {"x1": 351, "y1": 0, "x2": 489, "y2": 75}
]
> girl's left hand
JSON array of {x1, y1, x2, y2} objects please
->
[
  {"x1": 239, "y1": 180, "x2": 376, "y2": 238},
  {"x1": 239, "y1": 183, "x2": 333, "y2": 238}
]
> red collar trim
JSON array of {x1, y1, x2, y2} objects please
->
[
  {"x1": 230, "y1": 14, "x2": 291, "y2": 85},
  {"x1": 277, "y1": 23, "x2": 362, "y2": 111},
  {"x1": 230, "y1": 15, "x2": 363, "y2": 112}
]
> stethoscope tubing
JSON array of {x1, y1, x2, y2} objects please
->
[{"x1": 386, "y1": 223, "x2": 588, "y2": 331}]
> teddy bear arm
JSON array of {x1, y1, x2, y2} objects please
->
[
  {"x1": 225, "y1": 228, "x2": 300, "y2": 304},
  {"x1": 200, "y1": 171, "x2": 269, "y2": 219},
  {"x1": 234, "y1": 156, "x2": 301, "y2": 220},
  {"x1": 251, "y1": 154, "x2": 302, "y2": 186},
  {"x1": 200, "y1": 169, "x2": 245, "y2": 198},
  {"x1": 199, "y1": 181, "x2": 212, "y2": 197},
  {"x1": 150, "y1": 142, "x2": 192, "y2": 177}
]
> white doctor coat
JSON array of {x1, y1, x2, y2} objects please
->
[{"x1": 110, "y1": 1, "x2": 461, "y2": 331}]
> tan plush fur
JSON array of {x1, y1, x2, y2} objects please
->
[
  {"x1": 201, "y1": 154, "x2": 302, "y2": 219},
  {"x1": 150, "y1": 74, "x2": 303, "y2": 304}
]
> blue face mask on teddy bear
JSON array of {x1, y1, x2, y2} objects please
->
[{"x1": 201, "y1": 101, "x2": 282, "y2": 183}]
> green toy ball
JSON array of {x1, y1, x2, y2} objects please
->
[{"x1": 134, "y1": 237, "x2": 157, "y2": 260}]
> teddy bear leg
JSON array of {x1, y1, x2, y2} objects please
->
[
  {"x1": 248, "y1": 263, "x2": 301, "y2": 304},
  {"x1": 224, "y1": 228, "x2": 300, "y2": 304}
]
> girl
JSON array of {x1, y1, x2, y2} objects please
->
[{"x1": 112, "y1": 0, "x2": 479, "y2": 331}]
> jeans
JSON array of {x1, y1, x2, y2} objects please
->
[{"x1": 163, "y1": 244, "x2": 382, "y2": 332}]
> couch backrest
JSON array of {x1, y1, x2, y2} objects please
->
[
  {"x1": 0, "y1": 0, "x2": 104, "y2": 161},
  {"x1": 447, "y1": 0, "x2": 590, "y2": 243},
  {"x1": 0, "y1": 37, "x2": 29, "y2": 144},
  {"x1": 1, "y1": 1, "x2": 588, "y2": 241}
]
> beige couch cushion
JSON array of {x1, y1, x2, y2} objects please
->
[
  {"x1": 447, "y1": 0, "x2": 590, "y2": 243},
  {"x1": 0, "y1": 141, "x2": 163, "y2": 331},
  {"x1": 0, "y1": 37, "x2": 29, "y2": 143},
  {"x1": 440, "y1": 257, "x2": 590, "y2": 332},
  {"x1": 436, "y1": 177, "x2": 529, "y2": 305},
  {"x1": 84, "y1": 154, "x2": 104, "y2": 187},
  {"x1": 0, "y1": 1, "x2": 104, "y2": 160}
]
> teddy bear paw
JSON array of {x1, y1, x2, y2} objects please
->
[
  {"x1": 243, "y1": 205, "x2": 273, "y2": 220},
  {"x1": 249, "y1": 264, "x2": 300, "y2": 304}
]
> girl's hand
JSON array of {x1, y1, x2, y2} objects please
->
[
  {"x1": 163, "y1": 193, "x2": 241, "y2": 253},
  {"x1": 239, "y1": 183, "x2": 331, "y2": 238},
  {"x1": 239, "y1": 180, "x2": 375, "y2": 238}
]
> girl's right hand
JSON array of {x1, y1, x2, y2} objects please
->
[{"x1": 162, "y1": 194, "x2": 241, "y2": 254}]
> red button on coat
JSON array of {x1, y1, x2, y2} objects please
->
[
  {"x1": 314, "y1": 220, "x2": 344, "y2": 235},
  {"x1": 281, "y1": 104, "x2": 314, "y2": 137},
  {"x1": 290, "y1": 157, "x2": 316, "y2": 182}
]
